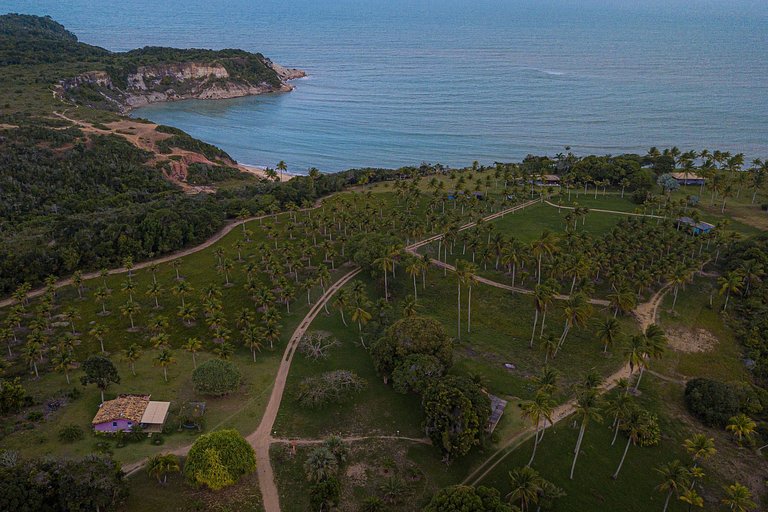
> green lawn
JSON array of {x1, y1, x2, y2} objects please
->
[
  {"x1": 478, "y1": 378, "x2": 720, "y2": 512},
  {"x1": 656, "y1": 275, "x2": 751, "y2": 382}
]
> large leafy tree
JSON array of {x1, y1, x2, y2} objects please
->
[
  {"x1": 184, "y1": 429, "x2": 256, "y2": 490},
  {"x1": 80, "y1": 355, "x2": 120, "y2": 402},
  {"x1": 422, "y1": 376, "x2": 490, "y2": 461}
]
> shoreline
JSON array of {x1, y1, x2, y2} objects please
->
[{"x1": 239, "y1": 163, "x2": 299, "y2": 182}]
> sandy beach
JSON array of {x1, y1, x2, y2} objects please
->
[{"x1": 239, "y1": 163, "x2": 297, "y2": 182}]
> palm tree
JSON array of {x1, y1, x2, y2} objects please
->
[
  {"x1": 146, "y1": 281, "x2": 163, "y2": 309},
  {"x1": 555, "y1": 293, "x2": 592, "y2": 356},
  {"x1": 334, "y1": 289, "x2": 351, "y2": 327},
  {"x1": 506, "y1": 466, "x2": 543, "y2": 512},
  {"x1": 154, "y1": 348, "x2": 176, "y2": 382},
  {"x1": 718, "y1": 270, "x2": 744, "y2": 311},
  {"x1": 522, "y1": 392, "x2": 555, "y2": 466},
  {"x1": 670, "y1": 265, "x2": 692, "y2": 312},
  {"x1": 72, "y1": 270, "x2": 84, "y2": 299},
  {"x1": 23, "y1": 342, "x2": 42, "y2": 378},
  {"x1": 263, "y1": 321, "x2": 281, "y2": 350},
  {"x1": 532, "y1": 365, "x2": 559, "y2": 394},
  {"x1": 530, "y1": 230, "x2": 559, "y2": 284},
  {"x1": 462, "y1": 260, "x2": 478, "y2": 333},
  {"x1": 214, "y1": 342, "x2": 234, "y2": 360},
  {"x1": 612, "y1": 406, "x2": 648, "y2": 479},
  {"x1": 721, "y1": 482, "x2": 756, "y2": 512},
  {"x1": 171, "y1": 259, "x2": 182, "y2": 280},
  {"x1": 530, "y1": 283, "x2": 554, "y2": 348},
  {"x1": 373, "y1": 252, "x2": 394, "y2": 301},
  {"x1": 595, "y1": 317, "x2": 621, "y2": 353},
  {"x1": 183, "y1": 338, "x2": 203, "y2": 368},
  {"x1": 89, "y1": 323, "x2": 108, "y2": 353},
  {"x1": 303, "y1": 447, "x2": 338, "y2": 483},
  {"x1": 679, "y1": 487, "x2": 704, "y2": 510},
  {"x1": 683, "y1": 434, "x2": 716, "y2": 473},
  {"x1": 401, "y1": 295, "x2": 419, "y2": 317},
  {"x1": 656, "y1": 460, "x2": 691, "y2": 512},
  {"x1": 725, "y1": 414, "x2": 756, "y2": 446},
  {"x1": 569, "y1": 389, "x2": 602, "y2": 480},
  {"x1": 605, "y1": 392, "x2": 634, "y2": 446},
  {"x1": 94, "y1": 287, "x2": 109, "y2": 315},
  {"x1": 120, "y1": 301, "x2": 141, "y2": 330},
  {"x1": 147, "y1": 453, "x2": 180, "y2": 484},
  {"x1": 51, "y1": 349, "x2": 75, "y2": 384},
  {"x1": 607, "y1": 287, "x2": 636, "y2": 318},
  {"x1": 173, "y1": 280, "x2": 192, "y2": 307},
  {"x1": 406, "y1": 258, "x2": 421, "y2": 299},
  {"x1": 634, "y1": 324, "x2": 667, "y2": 392},
  {"x1": 539, "y1": 334, "x2": 558, "y2": 364},
  {"x1": 122, "y1": 344, "x2": 142, "y2": 376},
  {"x1": 352, "y1": 303, "x2": 372, "y2": 348},
  {"x1": 276, "y1": 160, "x2": 288, "y2": 181},
  {"x1": 242, "y1": 325, "x2": 264, "y2": 362}
]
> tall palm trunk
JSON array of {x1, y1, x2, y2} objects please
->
[
  {"x1": 467, "y1": 285, "x2": 472, "y2": 333},
  {"x1": 457, "y1": 281, "x2": 462, "y2": 340},
  {"x1": 570, "y1": 420, "x2": 587, "y2": 479},
  {"x1": 413, "y1": 274, "x2": 418, "y2": 300},
  {"x1": 612, "y1": 437, "x2": 632, "y2": 479},
  {"x1": 528, "y1": 426, "x2": 541, "y2": 466},
  {"x1": 529, "y1": 309, "x2": 539, "y2": 348},
  {"x1": 662, "y1": 489, "x2": 674, "y2": 512}
]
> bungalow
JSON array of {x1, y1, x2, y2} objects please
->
[
  {"x1": 533, "y1": 174, "x2": 561, "y2": 187},
  {"x1": 677, "y1": 217, "x2": 715, "y2": 235},
  {"x1": 92, "y1": 394, "x2": 170, "y2": 433},
  {"x1": 671, "y1": 172, "x2": 705, "y2": 186}
]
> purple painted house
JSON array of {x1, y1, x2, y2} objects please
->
[{"x1": 92, "y1": 394, "x2": 170, "y2": 433}]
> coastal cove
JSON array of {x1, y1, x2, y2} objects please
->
[{"x1": 6, "y1": 0, "x2": 768, "y2": 173}]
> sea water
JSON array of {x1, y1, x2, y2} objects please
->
[{"x1": 3, "y1": 0, "x2": 767, "y2": 172}]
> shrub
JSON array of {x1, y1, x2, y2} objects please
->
[
  {"x1": 184, "y1": 429, "x2": 256, "y2": 490},
  {"x1": 309, "y1": 477, "x2": 341, "y2": 510},
  {"x1": 371, "y1": 316, "x2": 452, "y2": 381},
  {"x1": 684, "y1": 378, "x2": 740, "y2": 427},
  {"x1": 58, "y1": 424, "x2": 85, "y2": 443},
  {"x1": 296, "y1": 370, "x2": 366, "y2": 408},
  {"x1": 151, "y1": 434, "x2": 165, "y2": 445},
  {"x1": 26, "y1": 411, "x2": 44, "y2": 422},
  {"x1": 192, "y1": 359, "x2": 242, "y2": 396}
]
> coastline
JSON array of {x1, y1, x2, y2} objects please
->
[{"x1": 239, "y1": 163, "x2": 298, "y2": 182}]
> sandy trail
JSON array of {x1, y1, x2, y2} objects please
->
[
  {"x1": 462, "y1": 284, "x2": 671, "y2": 487},
  {"x1": 543, "y1": 200, "x2": 666, "y2": 218}
]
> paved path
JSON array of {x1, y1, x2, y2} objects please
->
[
  {"x1": 247, "y1": 266, "x2": 362, "y2": 512},
  {"x1": 462, "y1": 284, "x2": 670, "y2": 487}
]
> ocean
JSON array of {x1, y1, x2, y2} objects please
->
[{"x1": 3, "y1": 0, "x2": 767, "y2": 173}]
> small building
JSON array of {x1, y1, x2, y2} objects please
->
[
  {"x1": 92, "y1": 394, "x2": 170, "y2": 433},
  {"x1": 486, "y1": 394, "x2": 508, "y2": 434},
  {"x1": 533, "y1": 174, "x2": 561, "y2": 187},
  {"x1": 671, "y1": 172, "x2": 705, "y2": 186},
  {"x1": 678, "y1": 217, "x2": 715, "y2": 235}
]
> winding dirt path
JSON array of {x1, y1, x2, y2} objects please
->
[
  {"x1": 543, "y1": 200, "x2": 666, "y2": 219},
  {"x1": 247, "y1": 266, "x2": 362, "y2": 512},
  {"x1": 462, "y1": 284, "x2": 671, "y2": 487},
  {"x1": 0, "y1": 198, "x2": 332, "y2": 309}
]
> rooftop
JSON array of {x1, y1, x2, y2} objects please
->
[{"x1": 92, "y1": 394, "x2": 150, "y2": 425}]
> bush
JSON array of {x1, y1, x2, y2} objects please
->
[
  {"x1": 684, "y1": 378, "x2": 740, "y2": 427},
  {"x1": 184, "y1": 429, "x2": 256, "y2": 490},
  {"x1": 371, "y1": 316, "x2": 453, "y2": 381},
  {"x1": 58, "y1": 424, "x2": 85, "y2": 443},
  {"x1": 26, "y1": 411, "x2": 43, "y2": 422},
  {"x1": 192, "y1": 359, "x2": 242, "y2": 396},
  {"x1": 151, "y1": 434, "x2": 165, "y2": 445},
  {"x1": 296, "y1": 370, "x2": 366, "y2": 408}
]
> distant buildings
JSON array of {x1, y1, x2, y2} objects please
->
[
  {"x1": 677, "y1": 217, "x2": 715, "y2": 235},
  {"x1": 92, "y1": 394, "x2": 170, "y2": 433},
  {"x1": 671, "y1": 172, "x2": 705, "y2": 186},
  {"x1": 533, "y1": 174, "x2": 561, "y2": 187}
]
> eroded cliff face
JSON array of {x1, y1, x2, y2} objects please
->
[{"x1": 59, "y1": 60, "x2": 306, "y2": 113}]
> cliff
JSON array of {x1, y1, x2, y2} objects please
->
[{"x1": 59, "y1": 55, "x2": 305, "y2": 113}]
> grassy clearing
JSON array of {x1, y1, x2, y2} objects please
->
[
  {"x1": 656, "y1": 275, "x2": 751, "y2": 382},
  {"x1": 478, "y1": 378, "x2": 721, "y2": 512}
]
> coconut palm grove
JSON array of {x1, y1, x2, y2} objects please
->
[{"x1": 1, "y1": 11, "x2": 768, "y2": 512}]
